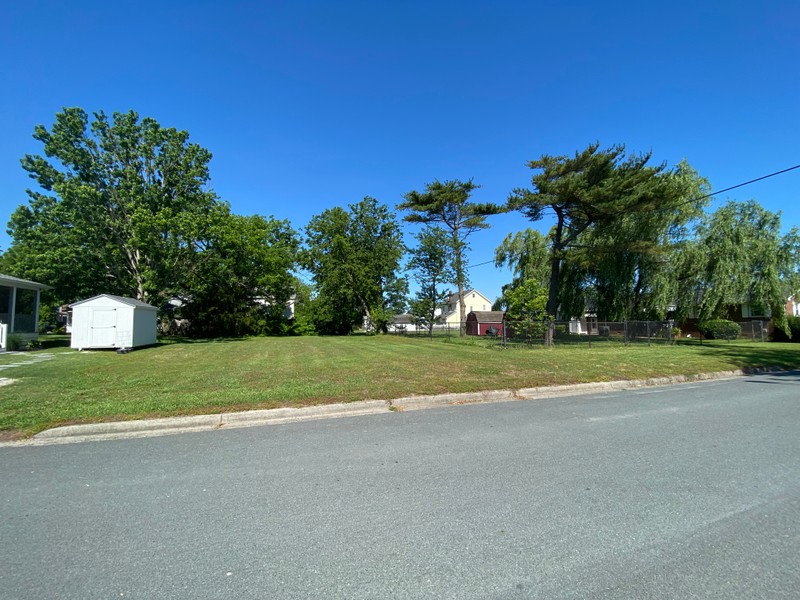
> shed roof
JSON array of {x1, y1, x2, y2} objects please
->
[
  {"x1": 466, "y1": 311, "x2": 505, "y2": 323},
  {"x1": 0, "y1": 273, "x2": 52, "y2": 290},
  {"x1": 391, "y1": 313, "x2": 415, "y2": 325},
  {"x1": 70, "y1": 294, "x2": 157, "y2": 310}
]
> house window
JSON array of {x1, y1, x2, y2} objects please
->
[{"x1": 742, "y1": 302, "x2": 769, "y2": 318}]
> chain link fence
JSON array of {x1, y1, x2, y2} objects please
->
[
  {"x1": 500, "y1": 320, "x2": 676, "y2": 348},
  {"x1": 388, "y1": 319, "x2": 768, "y2": 346}
]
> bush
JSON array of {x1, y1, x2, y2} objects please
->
[
  {"x1": 6, "y1": 334, "x2": 24, "y2": 351},
  {"x1": 699, "y1": 319, "x2": 741, "y2": 341},
  {"x1": 790, "y1": 316, "x2": 800, "y2": 342},
  {"x1": 773, "y1": 316, "x2": 800, "y2": 342},
  {"x1": 554, "y1": 324, "x2": 570, "y2": 339}
]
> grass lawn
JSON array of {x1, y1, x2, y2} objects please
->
[{"x1": 1, "y1": 335, "x2": 799, "y2": 439}]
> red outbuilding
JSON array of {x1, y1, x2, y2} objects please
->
[{"x1": 466, "y1": 310, "x2": 505, "y2": 336}]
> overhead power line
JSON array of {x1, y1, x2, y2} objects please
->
[
  {"x1": 466, "y1": 162, "x2": 800, "y2": 270},
  {"x1": 691, "y1": 163, "x2": 800, "y2": 204}
]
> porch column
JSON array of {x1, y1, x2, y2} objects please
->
[{"x1": 8, "y1": 285, "x2": 16, "y2": 334}]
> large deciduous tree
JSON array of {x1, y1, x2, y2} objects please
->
[
  {"x1": 399, "y1": 179, "x2": 500, "y2": 335},
  {"x1": 302, "y1": 197, "x2": 406, "y2": 334},
  {"x1": 493, "y1": 228, "x2": 551, "y2": 310},
  {"x1": 177, "y1": 211, "x2": 300, "y2": 337},
  {"x1": 509, "y1": 143, "x2": 706, "y2": 320},
  {"x1": 407, "y1": 226, "x2": 456, "y2": 335},
  {"x1": 681, "y1": 200, "x2": 794, "y2": 331},
  {"x1": 7, "y1": 107, "x2": 220, "y2": 304}
]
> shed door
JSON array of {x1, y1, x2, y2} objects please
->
[{"x1": 91, "y1": 308, "x2": 117, "y2": 347}]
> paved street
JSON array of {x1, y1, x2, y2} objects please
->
[{"x1": 2, "y1": 372, "x2": 799, "y2": 599}]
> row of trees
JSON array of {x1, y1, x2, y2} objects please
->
[
  {"x1": 495, "y1": 145, "x2": 799, "y2": 334},
  {"x1": 1, "y1": 109, "x2": 798, "y2": 337}
]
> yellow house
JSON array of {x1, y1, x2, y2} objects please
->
[{"x1": 437, "y1": 289, "x2": 493, "y2": 328}]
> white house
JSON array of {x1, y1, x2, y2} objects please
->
[
  {"x1": 387, "y1": 313, "x2": 425, "y2": 333},
  {"x1": 70, "y1": 294, "x2": 158, "y2": 350},
  {"x1": 0, "y1": 274, "x2": 51, "y2": 350}
]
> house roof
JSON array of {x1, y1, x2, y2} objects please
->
[
  {"x1": 391, "y1": 313, "x2": 415, "y2": 325},
  {"x1": 445, "y1": 288, "x2": 488, "y2": 302},
  {"x1": 466, "y1": 310, "x2": 505, "y2": 323},
  {"x1": 70, "y1": 294, "x2": 157, "y2": 310},
  {"x1": 0, "y1": 273, "x2": 52, "y2": 291}
]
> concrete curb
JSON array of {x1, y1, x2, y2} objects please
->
[{"x1": 2, "y1": 367, "x2": 786, "y2": 446}]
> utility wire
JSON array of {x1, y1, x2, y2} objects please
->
[
  {"x1": 657, "y1": 162, "x2": 800, "y2": 213},
  {"x1": 466, "y1": 162, "x2": 800, "y2": 270},
  {"x1": 690, "y1": 163, "x2": 800, "y2": 204}
]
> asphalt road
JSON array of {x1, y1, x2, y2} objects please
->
[{"x1": 2, "y1": 372, "x2": 799, "y2": 599}]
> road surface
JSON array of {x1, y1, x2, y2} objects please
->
[{"x1": 2, "y1": 372, "x2": 799, "y2": 598}]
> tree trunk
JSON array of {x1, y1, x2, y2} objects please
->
[
  {"x1": 458, "y1": 283, "x2": 467, "y2": 337},
  {"x1": 546, "y1": 214, "x2": 565, "y2": 319}
]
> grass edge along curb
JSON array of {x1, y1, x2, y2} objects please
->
[{"x1": 13, "y1": 368, "x2": 781, "y2": 446}]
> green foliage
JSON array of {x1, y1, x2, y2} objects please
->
[
  {"x1": 6, "y1": 335, "x2": 24, "y2": 351},
  {"x1": 502, "y1": 279, "x2": 550, "y2": 342},
  {"x1": 302, "y1": 197, "x2": 407, "y2": 334},
  {"x1": 772, "y1": 316, "x2": 800, "y2": 342},
  {"x1": 699, "y1": 319, "x2": 741, "y2": 341},
  {"x1": 407, "y1": 227, "x2": 455, "y2": 334},
  {"x1": 502, "y1": 279, "x2": 549, "y2": 322},
  {"x1": 681, "y1": 200, "x2": 791, "y2": 333},
  {"x1": 509, "y1": 144, "x2": 707, "y2": 319},
  {"x1": 178, "y1": 211, "x2": 300, "y2": 337},
  {"x1": 5, "y1": 108, "x2": 301, "y2": 338},
  {"x1": 400, "y1": 179, "x2": 501, "y2": 334},
  {"x1": 493, "y1": 228, "x2": 550, "y2": 308},
  {"x1": 7, "y1": 108, "x2": 220, "y2": 305}
]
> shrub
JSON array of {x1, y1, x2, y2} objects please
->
[
  {"x1": 774, "y1": 316, "x2": 800, "y2": 342},
  {"x1": 791, "y1": 316, "x2": 800, "y2": 342},
  {"x1": 699, "y1": 319, "x2": 741, "y2": 341}
]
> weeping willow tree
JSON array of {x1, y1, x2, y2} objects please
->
[
  {"x1": 508, "y1": 143, "x2": 709, "y2": 321},
  {"x1": 676, "y1": 200, "x2": 796, "y2": 332},
  {"x1": 558, "y1": 160, "x2": 709, "y2": 320},
  {"x1": 493, "y1": 228, "x2": 550, "y2": 310}
]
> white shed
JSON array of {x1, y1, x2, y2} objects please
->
[{"x1": 70, "y1": 294, "x2": 158, "y2": 350}]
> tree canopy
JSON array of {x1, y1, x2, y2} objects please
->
[
  {"x1": 680, "y1": 200, "x2": 794, "y2": 331},
  {"x1": 302, "y1": 197, "x2": 406, "y2": 334},
  {"x1": 3, "y1": 108, "x2": 300, "y2": 337},
  {"x1": 407, "y1": 226, "x2": 456, "y2": 335},
  {"x1": 399, "y1": 179, "x2": 500, "y2": 335},
  {"x1": 509, "y1": 143, "x2": 707, "y2": 320},
  {"x1": 8, "y1": 108, "x2": 220, "y2": 304}
]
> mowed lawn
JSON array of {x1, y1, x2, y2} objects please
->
[{"x1": 1, "y1": 335, "x2": 799, "y2": 438}]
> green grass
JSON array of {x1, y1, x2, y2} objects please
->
[{"x1": 1, "y1": 335, "x2": 799, "y2": 439}]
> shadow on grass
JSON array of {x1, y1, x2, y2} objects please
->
[
  {"x1": 686, "y1": 342, "x2": 800, "y2": 371},
  {"x1": 38, "y1": 335, "x2": 71, "y2": 350},
  {"x1": 156, "y1": 336, "x2": 251, "y2": 346}
]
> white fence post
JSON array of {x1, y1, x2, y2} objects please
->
[{"x1": 0, "y1": 323, "x2": 6, "y2": 350}]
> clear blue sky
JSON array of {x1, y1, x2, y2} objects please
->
[{"x1": 2, "y1": 1, "x2": 798, "y2": 303}]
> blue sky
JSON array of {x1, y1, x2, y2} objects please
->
[{"x1": 2, "y1": 1, "x2": 798, "y2": 303}]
